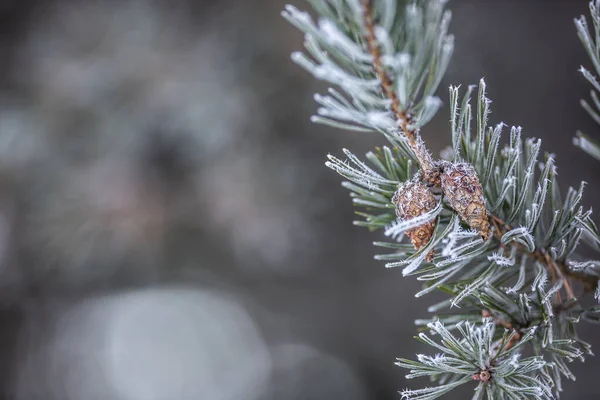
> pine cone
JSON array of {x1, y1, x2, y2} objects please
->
[
  {"x1": 393, "y1": 180, "x2": 437, "y2": 261},
  {"x1": 440, "y1": 162, "x2": 492, "y2": 240}
]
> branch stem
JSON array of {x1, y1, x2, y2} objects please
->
[{"x1": 361, "y1": 0, "x2": 434, "y2": 172}]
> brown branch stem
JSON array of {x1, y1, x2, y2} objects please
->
[{"x1": 361, "y1": 0, "x2": 434, "y2": 173}]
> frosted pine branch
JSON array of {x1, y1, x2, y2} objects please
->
[
  {"x1": 283, "y1": 0, "x2": 600, "y2": 398},
  {"x1": 397, "y1": 319, "x2": 551, "y2": 400}
]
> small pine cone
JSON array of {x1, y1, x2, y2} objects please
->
[
  {"x1": 393, "y1": 180, "x2": 437, "y2": 261},
  {"x1": 440, "y1": 162, "x2": 492, "y2": 240}
]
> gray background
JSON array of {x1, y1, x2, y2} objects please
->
[{"x1": 0, "y1": 0, "x2": 597, "y2": 399}]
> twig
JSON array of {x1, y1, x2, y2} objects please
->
[{"x1": 361, "y1": 0, "x2": 434, "y2": 172}]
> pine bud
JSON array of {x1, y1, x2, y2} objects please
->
[
  {"x1": 393, "y1": 180, "x2": 437, "y2": 261},
  {"x1": 440, "y1": 162, "x2": 492, "y2": 240}
]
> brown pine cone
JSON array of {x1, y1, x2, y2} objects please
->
[
  {"x1": 439, "y1": 161, "x2": 492, "y2": 240},
  {"x1": 393, "y1": 180, "x2": 437, "y2": 261}
]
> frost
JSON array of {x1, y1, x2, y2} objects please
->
[
  {"x1": 384, "y1": 202, "x2": 442, "y2": 239},
  {"x1": 318, "y1": 18, "x2": 371, "y2": 62},
  {"x1": 440, "y1": 218, "x2": 479, "y2": 258},
  {"x1": 487, "y1": 251, "x2": 515, "y2": 267}
]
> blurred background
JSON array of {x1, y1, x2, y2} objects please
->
[{"x1": 0, "y1": 0, "x2": 597, "y2": 399}]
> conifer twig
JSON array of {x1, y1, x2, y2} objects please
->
[{"x1": 361, "y1": 0, "x2": 434, "y2": 173}]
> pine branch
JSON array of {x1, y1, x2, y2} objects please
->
[
  {"x1": 322, "y1": 82, "x2": 600, "y2": 397},
  {"x1": 397, "y1": 319, "x2": 551, "y2": 400},
  {"x1": 283, "y1": 1, "x2": 600, "y2": 398}
]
